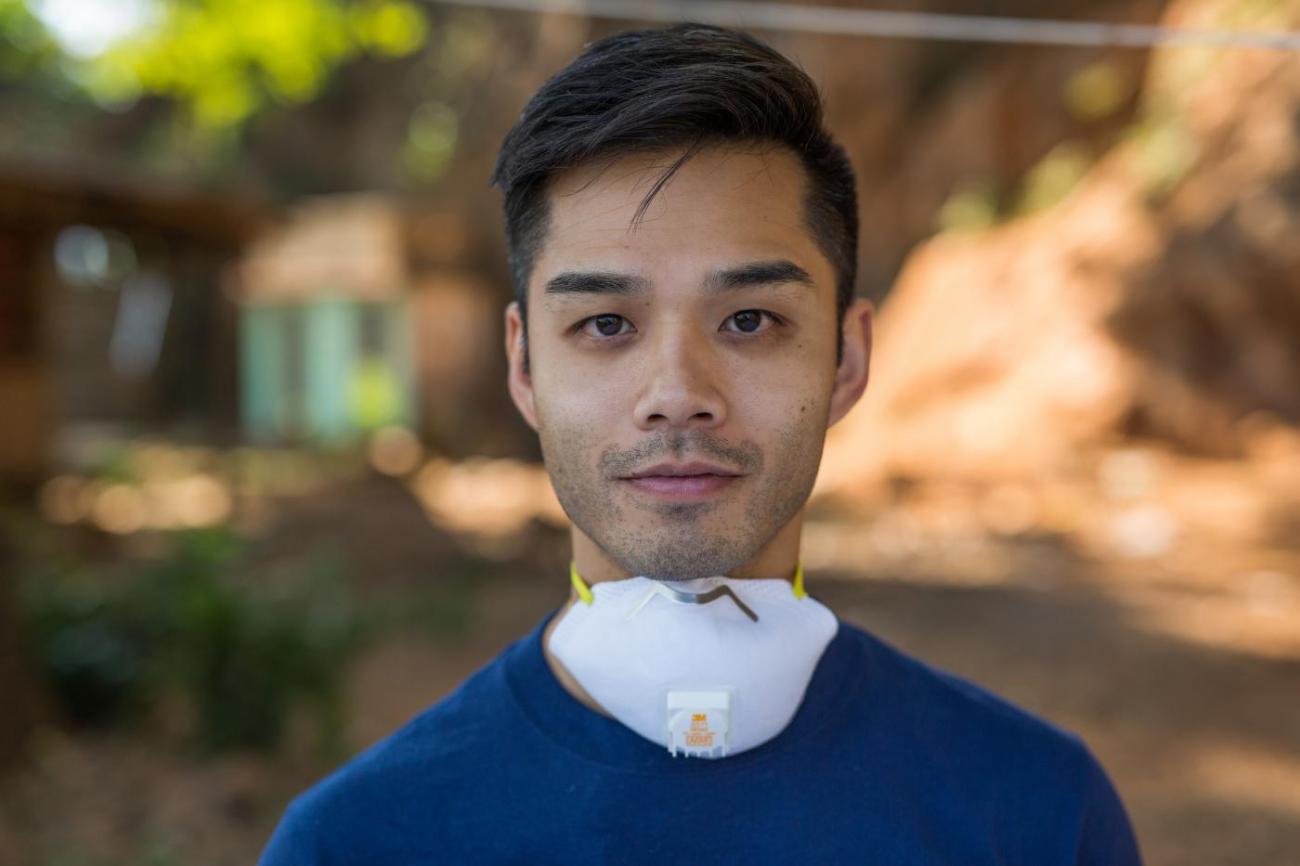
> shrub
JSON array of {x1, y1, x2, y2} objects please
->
[{"x1": 22, "y1": 527, "x2": 369, "y2": 756}]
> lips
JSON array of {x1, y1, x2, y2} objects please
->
[
  {"x1": 620, "y1": 462, "x2": 743, "y2": 500},
  {"x1": 625, "y1": 461, "x2": 741, "y2": 479}
]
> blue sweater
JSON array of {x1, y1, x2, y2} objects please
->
[{"x1": 261, "y1": 611, "x2": 1141, "y2": 864}]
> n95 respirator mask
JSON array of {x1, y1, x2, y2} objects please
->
[{"x1": 547, "y1": 564, "x2": 838, "y2": 759}]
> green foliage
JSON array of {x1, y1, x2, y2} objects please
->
[
  {"x1": 1063, "y1": 60, "x2": 1129, "y2": 123},
  {"x1": 936, "y1": 142, "x2": 1097, "y2": 234},
  {"x1": 402, "y1": 99, "x2": 458, "y2": 182},
  {"x1": 1125, "y1": 107, "x2": 1199, "y2": 201},
  {"x1": 22, "y1": 527, "x2": 370, "y2": 756},
  {"x1": 374, "y1": 570, "x2": 478, "y2": 641},
  {"x1": 936, "y1": 178, "x2": 1000, "y2": 234},
  {"x1": 1013, "y1": 142, "x2": 1094, "y2": 217},
  {"x1": 85, "y1": 0, "x2": 430, "y2": 129},
  {"x1": 21, "y1": 540, "x2": 180, "y2": 727},
  {"x1": 0, "y1": 0, "x2": 61, "y2": 76}
]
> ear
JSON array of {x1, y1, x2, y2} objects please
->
[
  {"x1": 504, "y1": 301, "x2": 540, "y2": 431},
  {"x1": 827, "y1": 298, "x2": 873, "y2": 429}
]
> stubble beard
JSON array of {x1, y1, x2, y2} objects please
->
[{"x1": 537, "y1": 409, "x2": 829, "y2": 581}]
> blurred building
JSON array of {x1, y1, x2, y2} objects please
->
[
  {"x1": 234, "y1": 194, "x2": 504, "y2": 451},
  {"x1": 0, "y1": 166, "x2": 262, "y2": 482},
  {"x1": 236, "y1": 195, "x2": 415, "y2": 443}
]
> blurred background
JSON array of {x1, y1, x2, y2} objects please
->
[{"x1": 1, "y1": 0, "x2": 1299, "y2": 863}]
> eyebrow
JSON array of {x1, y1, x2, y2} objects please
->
[
  {"x1": 542, "y1": 259, "x2": 814, "y2": 298},
  {"x1": 543, "y1": 271, "x2": 650, "y2": 296},
  {"x1": 704, "y1": 260, "x2": 815, "y2": 292}
]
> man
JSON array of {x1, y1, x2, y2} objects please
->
[{"x1": 262, "y1": 23, "x2": 1141, "y2": 864}]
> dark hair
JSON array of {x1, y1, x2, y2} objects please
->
[{"x1": 491, "y1": 22, "x2": 858, "y2": 362}]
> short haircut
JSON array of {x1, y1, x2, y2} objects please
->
[{"x1": 491, "y1": 22, "x2": 859, "y2": 363}]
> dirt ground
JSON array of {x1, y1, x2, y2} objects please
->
[{"x1": 3, "y1": 472, "x2": 1299, "y2": 866}]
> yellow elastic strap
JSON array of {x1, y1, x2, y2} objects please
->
[
  {"x1": 569, "y1": 560, "x2": 594, "y2": 605},
  {"x1": 792, "y1": 560, "x2": 807, "y2": 599}
]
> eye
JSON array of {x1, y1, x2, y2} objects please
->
[
  {"x1": 723, "y1": 309, "x2": 780, "y2": 335},
  {"x1": 577, "y1": 313, "x2": 633, "y2": 339}
]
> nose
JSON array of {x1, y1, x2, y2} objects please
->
[{"x1": 632, "y1": 326, "x2": 727, "y2": 431}]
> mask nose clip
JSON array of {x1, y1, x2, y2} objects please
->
[{"x1": 626, "y1": 581, "x2": 760, "y2": 622}]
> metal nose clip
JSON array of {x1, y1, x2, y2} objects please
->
[{"x1": 625, "y1": 581, "x2": 760, "y2": 623}]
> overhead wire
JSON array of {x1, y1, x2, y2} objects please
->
[{"x1": 429, "y1": 0, "x2": 1300, "y2": 51}]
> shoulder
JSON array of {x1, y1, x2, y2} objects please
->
[
  {"x1": 259, "y1": 644, "x2": 520, "y2": 865},
  {"x1": 836, "y1": 621, "x2": 1141, "y2": 862},
  {"x1": 841, "y1": 619, "x2": 1089, "y2": 765}
]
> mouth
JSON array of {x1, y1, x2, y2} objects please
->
[{"x1": 619, "y1": 461, "x2": 744, "y2": 500}]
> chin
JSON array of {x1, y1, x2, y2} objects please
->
[{"x1": 615, "y1": 543, "x2": 751, "y2": 582}]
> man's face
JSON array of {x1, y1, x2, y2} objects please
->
[{"x1": 508, "y1": 145, "x2": 858, "y2": 580}]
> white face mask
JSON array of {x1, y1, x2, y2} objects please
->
[{"x1": 548, "y1": 563, "x2": 838, "y2": 759}]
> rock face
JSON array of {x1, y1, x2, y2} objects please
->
[
  {"x1": 798, "y1": 0, "x2": 1160, "y2": 297},
  {"x1": 822, "y1": 0, "x2": 1300, "y2": 489}
]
